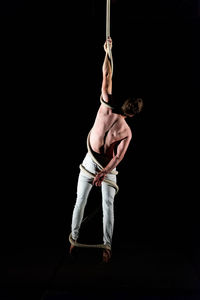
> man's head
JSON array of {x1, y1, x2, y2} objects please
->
[{"x1": 121, "y1": 97, "x2": 143, "y2": 117}]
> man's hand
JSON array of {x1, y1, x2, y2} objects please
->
[
  {"x1": 93, "y1": 170, "x2": 107, "y2": 187},
  {"x1": 104, "y1": 37, "x2": 112, "y2": 53}
]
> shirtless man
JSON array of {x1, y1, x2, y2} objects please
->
[{"x1": 70, "y1": 37, "x2": 143, "y2": 263}]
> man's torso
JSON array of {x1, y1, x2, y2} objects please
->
[{"x1": 90, "y1": 104, "x2": 131, "y2": 165}]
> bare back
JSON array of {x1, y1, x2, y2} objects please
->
[{"x1": 90, "y1": 104, "x2": 132, "y2": 163}]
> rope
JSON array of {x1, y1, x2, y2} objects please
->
[
  {"x1": 106, "y1": 0, "x2": 111, "y2": 40},
  {"x1": 69, "y1": 0, "x2": 116, "y2": 253},
  {"x1": 79, "y1": 164, "x2": 119, "y2": 194},
  {"x1": 100, "y1": 94, "x2": 114, "y2": 110},
  {"x1": 106, "y1": 0, "x2": 113, "y2": 77},
  {"x1": 86, "y1": 131, "x2": 118, "y2": 176},
  {"x1": 69, "y1": 132, "x2": 119, "y2": 251},
  {"x1": 69, "y1": 233, "x2": 111, "y2": 251}
]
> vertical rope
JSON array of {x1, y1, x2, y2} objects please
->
[
  {"x1": 106, "y1": 0, "x2": 113, "y2": 77},
  {"x1": 106, "y1": 0, "x2": 110, "y2": 39}
]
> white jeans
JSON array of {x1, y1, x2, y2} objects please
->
[{"x1": 71, "y1": 153, "x2": 117, "y2": 248}]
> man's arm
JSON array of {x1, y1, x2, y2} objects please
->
[
  {"x1": 93, "y1": 134, "x2": 132, "y2": 187},
  {"x1": 101, "y1": 38, "x2": 112, "y2": 103}
]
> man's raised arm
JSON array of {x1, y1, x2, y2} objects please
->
[{"x1": 101, "y1": 37, "x2": 113, "y2": 103}]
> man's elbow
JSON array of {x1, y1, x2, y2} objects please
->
[{"x1": 101, "y1": 88, "x2": 109, "y2": 102}]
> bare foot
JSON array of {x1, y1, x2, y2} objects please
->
[
  {"x1": 102, "y1": 249, "x2": 111, "y2": 263},
  {"x1": 69, "y1": 244, "x2": 75, "y2": 255}
]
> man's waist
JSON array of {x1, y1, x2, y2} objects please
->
[{"x1": 91, "y1": 149, "x2": 110, "y2": 167}]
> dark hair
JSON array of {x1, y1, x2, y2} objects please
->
[{"x1": 121, "y1": 97, "x2": 143, "y2": 116}]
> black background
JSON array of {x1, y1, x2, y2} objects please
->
[{"x1": 1, "y1": 0, "x2": 200, "y2": 297}]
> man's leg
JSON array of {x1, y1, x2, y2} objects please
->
[
  {"x1": 101, "y1": 174, "x2": 116, "y2": 248},
  {"x1": 71, "y1": 152, "x2": 101, "y2": 246},
  {"x1": 101, "y1": 179, "x2": 116, "y2": 263},
  {"x1": 71, "y1": 172, "x2": 93, "y2": 242}
]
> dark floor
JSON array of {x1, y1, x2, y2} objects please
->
[{"x1": 1, "y1": 239, "x2": 200, "y2": 300}]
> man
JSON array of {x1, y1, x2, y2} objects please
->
[{"x1": 70, "y1": 37, "x2": 143, "y2": 263}]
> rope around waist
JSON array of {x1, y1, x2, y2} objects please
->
[{"x1": 79, "y1": 163, "x2": 119, "y2": 194}]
